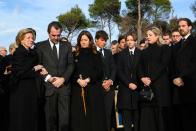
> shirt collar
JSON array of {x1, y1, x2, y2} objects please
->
[
  {"x1": 96, "y1": 46, "x2": 102, "y2": 51},
  {"x1": 183, "y1": 33, "x2": 191, "y2": 40},
  {"x1": 49, "y1": 39, "x2": 59, "y2": 48},
  {"x1": 128, "y1": 47, "x2": 135, "y2": 54}
]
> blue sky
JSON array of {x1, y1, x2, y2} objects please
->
[{"x1": 0, "y1": 0, "x2": 195, "y2": 49}]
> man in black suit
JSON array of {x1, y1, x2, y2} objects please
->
[
  {"x1": 95, "y1": 30, "x2": 116, "y2": 131},
  {"x1": 36, "y1": 21, "x2": 74, "y2": 131},
  {"x1": 172, "y1": 18, "x2": 196, "y2": 131},
  {"x1": 117, "y1": 32, "x2": 140, "y2": 131}
]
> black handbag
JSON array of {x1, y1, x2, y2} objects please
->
[
  {"x1": 139, "y1": 86, "x2": 154, "y2": 101},
  {"x1": 139, "y1": 62, "x2": 154, "y2": 102}
]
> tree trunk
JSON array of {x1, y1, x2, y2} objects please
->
[
  {"x1": 108, "y1": 18, "x2": 112, "y2": 46},
  {"x1": 137, "y1": 0, "x2": 142, "y2": 43}
]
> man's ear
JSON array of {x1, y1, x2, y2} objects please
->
[{"x1": 189, "y1": 25, "x2": 192, "y2": 31}]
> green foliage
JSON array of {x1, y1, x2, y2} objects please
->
[
  {"x1": 151, "y1": 0, "x2": 172, "y2": 21},
  {"x1": 57, "y1": 5, "x2": 91, "y2": 40},
  {"x1": 119, "y1": 0, "x2": 172, "y2": 38},
  {"x1": 168, "y1": 17, "x2": 179, "y2": 31},
  {"x1": 89, "y1": 0, "x2": 121, "y2": 21},
  {"x1": 118, "y1": 15, "x2": 135, "y2": 34},
  {"x1": 153, "y1": 20, "x2": 169, "y2": 33},
  {"x1": 125, "y1": 0, "x2": 152, "y2": 19},
  {"x1": 89, "y1": 0, "x2": 121, "y2": 43},
  {"x1": 125, "y1": 0, "x2": 172, "y2": 22},
  {"x1": 191, "y1": 0, "x2": 196, "y2": 18},
  {"x1": 192, "y1": 20, "x2": 196, "y2": 36}
]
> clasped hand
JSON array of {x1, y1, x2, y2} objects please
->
[
  {"x1": 77, "y1": 78, "x2": 90, "y2": 88},
  {"x1": 141, "y1": 77, "x2": 151, "y2": 86},
  {"x1": 102, "y1": 79, "x2": 112, "y2": 91},
  {"x1": 48, "y1": 77, "x2": 65, "y2": 88},
  {"x1": 128, "y1": 83, "x2": 137, "y2": 90},
  {"x1": 33, "y1": 65, "x2": 48, "y2": 75},
  {"x1": 173, "y1": 77, "x2": 184, "y2": 87}
]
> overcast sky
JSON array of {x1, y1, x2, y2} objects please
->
[{"x1": 0, "y1": 0, "x2": 195, "y2": 49}]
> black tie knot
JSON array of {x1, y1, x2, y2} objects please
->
[
  {"x1": 181, "y1": 38, "x2": 186, "y2": 42},
  {"x1": 180, "y1": 38, "x2": 186, "y2": 49},
  {"x1": 99, "y1": 48, "x2": 104, "y2": 58},
  {"x1": 130, "y1": 51, "x2": 133, "y2": 55}
]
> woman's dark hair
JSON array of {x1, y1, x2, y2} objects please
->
[
  {"x1": 118, "y1": 35, "x2": 126, "y2": 43},
  {"x1": 75, "y1": 30, "x2": 97, "y2": 55}
]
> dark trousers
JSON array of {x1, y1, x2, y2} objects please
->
[
  {"x1": 139, "y1": 106, "x2": 165, "y2": 131},
  {"x1": 45, "y1": 91, "x2": 70, "y2": 131},
  {"x1": 171, "y1": 104, "x2": 183, "y2": 131},
  {"x1": 179, "y1": 103, "x2": 196, "y2": 131},
  {"x1": 122, "y1": 110, "x2": 138, "y2": 131},
  {"x1": 0, "y1": 94, "x2": 9, "y2": 131},
  {"x1": 104, "y1": 90, "x2": 114, "y2": 131}
]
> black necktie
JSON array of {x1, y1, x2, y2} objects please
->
[
  {"x1": 130, "y1": 51, "x2": 134, "y2": 61},
  {"x1": 182, "y1": 38, "x2": 185, "y2": 42},
  {"x1": 130, "y1": 51, "x2": 133, "y2": 55},
  {"x1": 99, "y1": 48, "x2": 104, "y2": 58},
  {"x1": 52, "y1": 44, "x2": 58, "y2": 60},
  {"x1": 181, "y1": 38, "x2": 186, "y2": 48}
]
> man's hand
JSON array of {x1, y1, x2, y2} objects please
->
[
  {"x1": 102, "y1": 79, "x2": 113, "y2": 91},
  {"x1": 128, "y1": 83, "x2": 137, "y2": 90},
  {"x1": 77, "y1": 79, "x2": 88, "y2": 88},
  {"x1": 173, "y1": 77, "x2": 184, "y2": 87},
  {"x1": 52, "y1": 77, "x2": 65, "y2": 88},
  {"x1": 141, "y1": 77, "x2": 151, "y2": 86},
  {"x1": 34, "y1": 64, "x2": 43, "y2": 71},
  {"x1": 48, "y1": 77, "x2": 56, "y2": 83},
  {"x1": 40, "y1": 67, "x2": 48, "y2": 75}
]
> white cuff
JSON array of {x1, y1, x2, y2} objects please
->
[{"x1": 45, "y1": 74, "x2": 51, "y2": 82}]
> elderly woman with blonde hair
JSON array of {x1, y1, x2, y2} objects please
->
[
  {"x1": 0, "y1": 46, "x2": 7, "y2": 58},
  {"x1": 138, "y1": 26, "x2": 172, "y2": 131},
  {"x1": 9, "y1": 28, "x2": 47, "y2": 131},
  {"x1": 8, "y1": 42, "x2": 18, "y2": 55}
]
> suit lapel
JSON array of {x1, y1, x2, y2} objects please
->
[
  {"x1": 45, "y1": 40, "x2": 58, "y2": 63},
  {"x1": 178, "y1": 35, "x2": 192, "y2": 54},
  {"x1": 58, "y1": 43, "x2": 64, "y2": 62},
  {"x1": 125, "y1": 48, "x2": 139, "y2": 71},
  {"x1": 132, "y1": 48, "x2": 139, "y2": 70},
  {"x1": 125, "y1": 48, "x2": 132, "y2": 69}
]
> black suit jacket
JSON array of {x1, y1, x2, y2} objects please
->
[
  {"x1": 101, "y1": 48, "x2": 116, "y2": 84},
  {"x1": 172, "y1": 35, "x2": 196, "y2": 103},
  {"x1": 99, "y1": 48, "x2": 116, "y2": 131},
  {"x1": 117, "y1": 48, "x2": 141, "y2": 110},
  {"x1": 36, "y1": 40, "x2": 74, "y2": 96}
]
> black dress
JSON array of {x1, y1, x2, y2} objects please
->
[
  {"x1": 70, "y1": 48, "x2": 107, "y2": 131},
  {"x1": 138, "y1": 44, "x2": 172, "y2": 131},
  {"x1": 9, "y1": 44, "x2": 41, "y2": 131},
  {"x1": 0, "y1": 54, "x2": 13, "y2": 131}
]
